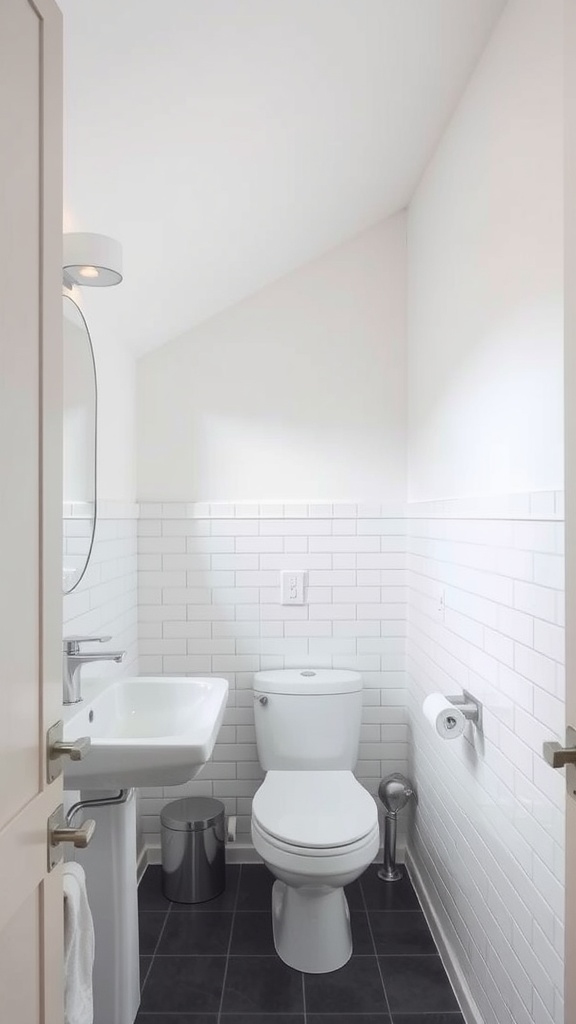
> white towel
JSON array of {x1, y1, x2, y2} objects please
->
[{"x1": 63, "y1": 862, "x2": 95, "y2": 1024}]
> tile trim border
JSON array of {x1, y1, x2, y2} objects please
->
[
  {"x1": 138, "y1": 491, "x2": 564, "y2": 522},
  {"x1": 406, "y1": 850, "x2": 484, "y2": 1024}
]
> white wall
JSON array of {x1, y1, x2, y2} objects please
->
[
  {"x1": 407, "y1": 0, "x2": 563, "y2": 503},
  {"x1": 406, "y1": 3, "x2": 565, "y2": 1024},
  {"x1": 136, "y1": 216, "x2": 406, "y2": 503},
  {"x1": 96, "y1": 339, "x2": 137, "y2": 502},
  {"x1": 79, "y1": 291, "x2": 138, "y2": 503}
]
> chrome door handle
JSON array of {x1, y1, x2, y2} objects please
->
[
  {"x1": 543, "y1": 727, "x2": 576, "y2": 769},
  {"x1": 50, "y1": 736, "x2": 91, "y2": 762},
  {"x1": 50, "y1": 819, "x2": 95, "y2": 849},
  {"x1": 47, "y1": 720, "x2": 91, "y2": 782},
  {"x1": 48, "y1": 805, "x2": 96, "y2": 870}
]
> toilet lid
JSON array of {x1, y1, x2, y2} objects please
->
[{"x1": 252, "y1": 771, "x2": 378, "y2": 849}]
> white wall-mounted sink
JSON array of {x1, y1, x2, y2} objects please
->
[{"x1": 62, "y1": 675, "x2": 228, "y2": 789}]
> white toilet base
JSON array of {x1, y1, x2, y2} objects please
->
[{"x1": 271, "y1": 879, "x2": 352, "y2": 974}]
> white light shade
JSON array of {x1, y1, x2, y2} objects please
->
[{"x1": 63, "y1": 232, "x2": 123, "y2": 287}]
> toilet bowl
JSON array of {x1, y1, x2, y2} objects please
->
[
  {"x1": 251, "y1": 666, "x2": 379, "y2": 975},
  {"x1": 252, "y1": 770, "x2": 378, "y2": 973}
]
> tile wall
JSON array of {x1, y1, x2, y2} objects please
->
[
  {"x1": 69, "y1": 492, "x2": 566, "y2": 1024},
  {"x1": 63, "y1": 501, "x2": 139, "y2": 679},
  {"x1": 137, "y1": 502, "x2": 409, "y2": 854},
  {"x1": 406, "y1": 493, "x2": 565, "y2": 1024}
]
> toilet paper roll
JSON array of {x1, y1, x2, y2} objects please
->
[{"x1": 423, "y1": 693, "x2": 465, "y2": 739}]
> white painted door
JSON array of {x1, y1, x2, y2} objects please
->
[
  {"x1": 0, "y1": 0, "x2": 63, "y2": 1021},
  {"x1": 565, "y1": 4, "x2": 575, "y2": 1021}
]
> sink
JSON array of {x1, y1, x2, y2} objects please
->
[{"x1": 62, "y1": 675, "x2": 228, "y2": 789}]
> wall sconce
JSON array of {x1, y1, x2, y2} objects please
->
[{"x1": 63, "y1": 233, "x2": 123, "y2": 288}]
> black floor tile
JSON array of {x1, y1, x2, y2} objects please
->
[
  {"x1": 361, "y1": 867, "x2": 421, "y2": 911},
  {"x1": 304, "y1": 956, "x2": 388, "y2": 1014},
  {"x1": 136, "y1": 1016, "x2": 217, "y2": 1023},
  {"x1": 138, "y1": 866, "x2": 172, "y2": 912},
  {"x1": 308, "y1": 1016, "x2": 391, "y2": 1023},
  {"x1": 221, "y1": 1017, "x2": 304, "y2": 1024},
  {"x1": 392, "y1": 1015, "x2": 465, "y2": 1023},
  {"x1": 139, "y1": 864, "x2": 240, "y2": 913},
  {"x1": 222, "y1": 956, "x2": 304, "y2": 1013},
  {"x1": 139, "y1": 913, "x2": 167, "y2": 955},
  {"x1": 139, "y1": 957, "x2": 153, "y2": 992},
  {"x1": 230, "y1": 912, "x2": 275, "y2": 955},
  {"x1": 235, "y1": 863, "x2": 275, "y2": 911},
  {"x1": 137, "y1": 861, "x2": 462, "y2": 1023},
  {"x1": 140, "y1": 956, "x2": 226, "y2": 1013},
  {"x1": 157, "y1": 912, "x2": 233, "y2": 955},
  {"x1": 369, "y1": 911, "x2": 437, "y2": 955},
  {"x1": 350, "y1": 911, "x2": 375, "y2": 955},
  {"x1": 379, "y1": 955, "x2": 460, "y2": 1015}
]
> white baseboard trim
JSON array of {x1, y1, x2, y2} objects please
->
[
  {"x1": 138, "y1": 841, "x2": 264, "y2": 876},
  {"x1": 139, "y1": 839, "x2": 404, "y2": 874},
  {"x1": 406, "y1": 850, "x2": 484, "y2": 1024},
  {"x1": 138, "y1": 839, "x2": 407, "y2": 880}
]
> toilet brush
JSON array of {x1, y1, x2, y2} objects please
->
[{"x1": 377, "y1": 773, "x2": 413, "y2": 882}]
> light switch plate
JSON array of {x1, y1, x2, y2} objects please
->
[{"x1": 281, "y1": 570, "x2": 307, "y2": 605}]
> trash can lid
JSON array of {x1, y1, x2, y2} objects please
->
[{"x1": 161, "y1": 796, "x2": 225, "y2": 832}]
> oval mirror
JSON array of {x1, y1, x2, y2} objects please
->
[{"x1": 62, "y1": 294, "x2": 97, "y2": 594}]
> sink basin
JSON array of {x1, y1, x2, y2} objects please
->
[{"x1": 62, "y1": 676, "x2": 228, "y2": 789}]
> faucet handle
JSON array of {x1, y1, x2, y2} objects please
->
[{"x1": 63, "y1": 635, "x2": 112, "y2": 654}]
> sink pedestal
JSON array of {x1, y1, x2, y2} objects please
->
[{"x1": 76, "y1": 790, "x2": 140, "y2": 1024}]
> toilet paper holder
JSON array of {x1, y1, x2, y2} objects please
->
[{"x1": 446, "y1": 689, "x2": 482, "y2": 729}]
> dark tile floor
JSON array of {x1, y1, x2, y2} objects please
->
[{"x1": 136, "y1": 862, "x2": 464, "y2": 1024}]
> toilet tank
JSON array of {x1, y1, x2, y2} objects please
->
[{"x1": 253, "y1": 669, "x2": 363, "y2": 770}]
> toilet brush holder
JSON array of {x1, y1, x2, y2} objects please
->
[{"x1": 377, "y1": 773, "x2": 413, "y2": 882}]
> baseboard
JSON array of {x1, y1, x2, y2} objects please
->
[
  {"x1": 139, "y1": 838, "x2": 406, "y2": 878},
  {"x1": 138, "y1": 841, "x2": 264, "y2": 875},
  {"x1": 406, "y1": 851, "x2": 484, "y2": 1024}
]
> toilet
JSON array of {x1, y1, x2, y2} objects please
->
[{"x1": 251, "y1": 668, "x2": 379, "y2": 974}]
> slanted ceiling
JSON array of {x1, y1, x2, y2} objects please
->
[{"x1": 61, "y1": 0, "x2": 506, "y2": 354}]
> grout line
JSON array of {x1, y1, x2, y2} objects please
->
[
  {"x1": 302, "y1": 969, "x2": 307, "y2": 1024},
  {"x1": 359, "y1": 878, "x2": 395, "y2": 1023},
  {"x1": 216, "y1": 863, "x2": 242, "y2": 1024}
]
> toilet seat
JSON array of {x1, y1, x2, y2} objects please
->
[{"x1": 252, "y1": 770, "x2": 378, "y2": 851}]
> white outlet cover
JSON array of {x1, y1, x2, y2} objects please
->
[{"x1": 280, "y1": 570, "x2": 307, "y2": 605}]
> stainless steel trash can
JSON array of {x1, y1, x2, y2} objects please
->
[{"x1": 161, "y1": 796, "x2": 226, "y2": 903}]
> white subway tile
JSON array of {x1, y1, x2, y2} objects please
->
[
  {"x1": 534, "y1": 554, "x2": 565, "y2": 591},
  {"x1": 163, "y1": 620, "x2": 212, "y2": 639},
  {"x1": 235, "y1": 536, "x2": 284, "y2": 553},
  {"x1": 211, "y1": 553, "x2": 259, "y2": 570},
  {"x1": 284, "y1": 536, "x2": 309, "y2": 553},
  {"x1": 163, "y1": 587, "x2": 212, "y2": 605},
  {"x1": 533, "y1": 620, "x2": 565, "y2": 664},
  {"x1": 162, "y1": 553, "x2": 211, "y2": 570},
  {"x1": 211, "y1": 520, "x2": 258, "y2": 536},
  {"x1": 235, "y1": 570, "x2": 278, "y2": 587},
  {"x1": 187, "y1": 536, "x2": 235, "y2": 553},
  {"x1": 212, "y1": 587, "x2": 259, "y2": 604},
  {"x1": 514, "y1": 644, "x2": 558, "y2": 696},
  {"x1": 309, "y1": 603, "x2": 356, "y2": 620},
  {"x1": 310, "y1": 536, "x2": 380, "y2": 553}
]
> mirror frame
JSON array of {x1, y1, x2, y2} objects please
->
[{"x1": 62, "y1": 292, "x2": 98, "y2": 594}]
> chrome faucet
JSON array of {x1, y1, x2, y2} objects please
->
[{"x1": 63, "y1": 635, "x2": 126, "y2": 705}]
